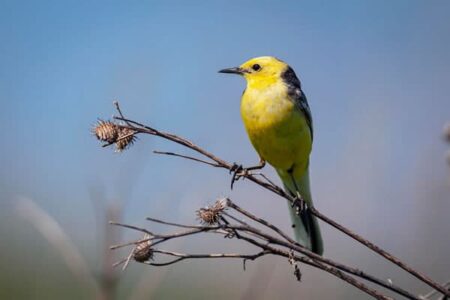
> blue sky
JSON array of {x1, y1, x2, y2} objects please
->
[
  {"x1": 1, "y1": 1, "x2": 450, "y2": 298},
  {"x1": 2, "y1": 0, "x2": 449, "y2": 210}
]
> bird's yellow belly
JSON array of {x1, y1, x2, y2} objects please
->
[{"x1": 241, "y1": 90, "x2": 312, "y2": 173}]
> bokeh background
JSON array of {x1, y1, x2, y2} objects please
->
[{"x1": 1, "y1": 1, "x2": 449, "y2": 299}]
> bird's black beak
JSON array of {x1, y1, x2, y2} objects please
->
[{"x1": 218, "y1": 67, "x2": 245, "y2": 75}]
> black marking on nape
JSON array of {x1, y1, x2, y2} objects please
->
[
  {"x1": 281, "y1": 65, "x2": 314, "y2": 141},
  {"x1": 281, "y1": 66, "x2": 301, "y2": 91}
]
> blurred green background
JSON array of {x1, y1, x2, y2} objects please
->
[{"x1": 1, "y1": 0, "x2": 450, "y2": 299}]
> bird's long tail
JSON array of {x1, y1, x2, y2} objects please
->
[{"x1": 278, "y1": 168, "x2": 324, "y2": 255}]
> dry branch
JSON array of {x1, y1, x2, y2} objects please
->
[{"x1": 93, "y1": 102, "x2": 449, "y2": 300}]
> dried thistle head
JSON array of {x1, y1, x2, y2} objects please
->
[
  {"x1": 92, "y1": 119, "x2": 136, "y2": 152},
  {"x1": 93, "y1": 120, "x2": 119, "y2": 143},
  {"x1": 214, "y1": 197, "x2": 229, "y2": 210},
  {"x1": 115, "y1": 127, "x2": 136, "y2": 152},
  {"x1": 133, "y1": 234, "x2": 153, "y2": 262},
  {"x1": 197, "y1": 208, "x2": 220, "y2": 225},
  {"x1": 196, "y1": 198, "x2": 228, "y2": 225}
]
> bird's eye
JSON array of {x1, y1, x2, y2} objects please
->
[{"x1": 252, "y1": 64, "x2": 261, "y2": 71}]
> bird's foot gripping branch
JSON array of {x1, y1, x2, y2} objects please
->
[{"x1": 93, "y1": 102, "x2": 449, "y2": 300}]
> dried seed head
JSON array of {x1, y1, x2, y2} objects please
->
[
  {"x1": 197, "y1": 208, "x2": 220, "y2": 225},
  {"x1": 115, "y1": 127, "x2": 136, "y2": 152},
  {"x1": 196, "y1": 198, "x2": 228, "y2": 225},
  {"x1": 133, "y1": 234, "x2": 153, "y2": 262},
  {"x1": 214, "y1": 198, "x2": 229, "y2": 210},
  {"x1": 93, "y1": 120, "x2": 119, "y2": 143}
]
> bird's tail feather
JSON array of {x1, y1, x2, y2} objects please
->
[{"x1": 278, "y1": 169, "x2": 324, "y2": 255}]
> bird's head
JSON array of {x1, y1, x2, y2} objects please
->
[{"x1": 219, "y1": 56, "x2": 288, "y2": 86}]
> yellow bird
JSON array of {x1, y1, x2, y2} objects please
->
[{"x1": 219, "y1": 56, "x2": 323, "y2": 255}]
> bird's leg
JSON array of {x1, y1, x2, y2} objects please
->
[
  {"x1": 289, "y1": 170, "x2": 306, "y2": 214},
  {"x1": 230, "y1": 159, "x2": 266, "y2": 189}
]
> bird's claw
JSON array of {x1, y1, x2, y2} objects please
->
[
  {"x1": 230, "y1": 163, "x2": 249, "y2": 190},
  {"x1": 291, "y1": 192, "x2": 307, "y2": 215},
  {"x1": 229, "y1": 160, "x2": 266, "y2": 190},
  {"x1": 229, "y1": 163, "x2": 241, "y2": 175}
]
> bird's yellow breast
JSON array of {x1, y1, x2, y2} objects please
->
[{"x1": 241, "y1": 81, "x2": 312, "y2": 174}]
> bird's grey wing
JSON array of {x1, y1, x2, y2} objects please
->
[{"x1": 281, "y1": 66, "x2": 313, "y2": 140}]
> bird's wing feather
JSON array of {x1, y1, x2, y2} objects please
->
[{"x1": 281, "y1": 66, "x2": 313, "y2": 140}]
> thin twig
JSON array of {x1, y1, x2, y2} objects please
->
[
  {"x1": 421, "y1": 280, "x2": 450, "y2": 299},
  {"x1": 114, "y1": 100, "x2": 132, "y2": 127},
  {"x1": 219, "y1": 216, "x2": 391, "y2": 300},
  {"x1": 115, "y1": 211, "x2": 417, "y2": 299},
  {"x1": 153, "y1": 150, "x2": 221, "y2": 167},
  {"x1": 109, "y1": 221, "x2": 153, "y2": 235},
  {"x1": 146, "y1": 216, "x2": 208, "y2": 229},
  {"x1": 227, "y1": 199, "x2": 296, "y2": 244},
  {"x1": 224, "y1": 199, "x2": 419, "y2": 300},
  {"x1": 309, "y1": 206, "x2": 450, "y2": 297},
  {"x1": 239, "y1": 234, "x2": 392, "y2": 300}
]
